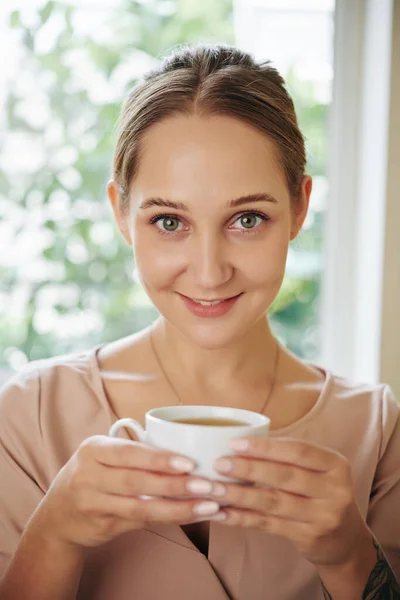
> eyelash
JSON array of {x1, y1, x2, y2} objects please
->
[{"x1": 149, "y1": 211, "x2": 270, "y2": 236}]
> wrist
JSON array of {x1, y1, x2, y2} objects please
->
[
  {"x1": 26, "y1": 512, "x2": 88, "y2": 561},
  {"x1": 316, "y1": 527, "x2": 376, "y2": 599},
  {"x1": 35, "y1": 530, "x2": 87, "y2": 561}
]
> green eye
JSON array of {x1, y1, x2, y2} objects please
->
[
  {"x1": 239, "y1": 214, "x2": 258, "y2": 229},
  {"x1": 160, "y1": 217, "x2": 180, "y2": 231},
  {"x1": 150, "y1": 214, "x2": 185, "y2": 233}
]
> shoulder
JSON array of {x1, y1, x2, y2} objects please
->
[
  {"x1": 0, "y1": 362, "x2": 42, "y2": 438},
  {"x1": 0, "y1": 346, "x2": 101, "y2": 407},
  {"x1": 328, "y1": 369, "x2": 396, "y2": 413},
  {"x1": 0, "y1": 346, "x2": 105, "y2": 447},
  {"x1": 324, "y1": 369, "x2": 398, "y2": 459}
]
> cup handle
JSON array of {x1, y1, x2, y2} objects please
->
[{"x1": 108, "y1": 418, "x2": 146, "y2": 442}]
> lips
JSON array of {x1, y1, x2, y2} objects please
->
[
  {"x1": 178, "y1": 293, "x2": 242, "y2": 318},
  {"x1": 190, "y1": 298, "x2": 230, "y2": 306}
]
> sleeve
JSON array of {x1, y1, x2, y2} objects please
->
[
  {"x1": 0, "y1": 366, "x2": 46, "y2": 578},
  {"x1": 367, "y1": 385, "x2": 400, "y2": 580}
]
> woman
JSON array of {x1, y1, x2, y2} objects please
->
[{"x1": 0, "y1": 44, "x2": 399, "y2": 600}]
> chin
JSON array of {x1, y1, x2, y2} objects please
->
[{"x1": 174, "y1": 314, "x2": 259, "y2": 350}]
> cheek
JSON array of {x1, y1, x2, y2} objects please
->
[
  {"x1": 133, "y1": 233, "x2": 185, "y2": 289},
  {"x1": 241, "y1": 229, "x2": 290, "y2": 287}
]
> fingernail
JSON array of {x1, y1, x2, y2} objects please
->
[
  {"x1": 193, "y1": 501, "x2": 220, "y2": 516},
  {"x1": 212, "y1": 483, "x2": 226, "y2": 497},
  {"x1": 186, "y1": 479, "x2": 213, "y2": 495},
  {"x1": 229, "y1": 438, "x2": 250, "y2": 451},
  {"x1": 210, "y1": 512, "x2": 227, "y2": 521},
  {"x1": 214, "y1": 458, "x2": 233, "y2": 473},
  {"x1": 169, "y1": 456, "x2": 195, "y2": 473}
]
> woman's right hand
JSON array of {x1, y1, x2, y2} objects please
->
[{"x1": 30, "y1": 435, "x2": 221, "y2": 550}]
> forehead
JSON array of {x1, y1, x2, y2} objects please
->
[{"x1": 131, "y1": 114, "x2": 289, "y2": 204}]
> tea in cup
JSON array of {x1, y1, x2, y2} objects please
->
[{"x1": 109, "y1": 405, "x2": 270, "y2": 482}]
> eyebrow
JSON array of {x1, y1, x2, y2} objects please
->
[{"x1": 139, "y1": 192, "x2": 278, "y2": 211}]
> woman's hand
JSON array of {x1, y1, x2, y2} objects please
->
[
  {"x1": 209, "y1": 437, "x2": 371, "y2": 568},
  {"x1": 31, "y1": 435, "x2": 221, "y2": 551}
]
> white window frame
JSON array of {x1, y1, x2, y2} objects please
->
[{"x1": 320, "y1": 0, "x2": 400, "y2": 398}]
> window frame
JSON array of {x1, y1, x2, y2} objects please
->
[{"x1": 320, "y1": 0, "x2": 400, "y2": 397}]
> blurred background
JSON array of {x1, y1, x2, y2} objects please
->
[{"x1": 0, "y1": 0, "x2": 335, "y2": 376}]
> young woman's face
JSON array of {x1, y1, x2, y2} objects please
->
[{"x1": 109, "y1": 114, "x2": 311, "y2": 348}]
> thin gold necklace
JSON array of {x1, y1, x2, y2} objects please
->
[{"x1": 149, "y1": 323, "x2": 280, "y2": 415}]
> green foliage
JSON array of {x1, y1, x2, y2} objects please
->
[
  {"x1": 0, "y1": 0, "x2": 327, "y2": 369},
  {"x1": 39, "y1": 2, "x2": 55, "y2": 25},
  {"x1": 9, "y1": 10, "x2": 21, "y2": 28}
]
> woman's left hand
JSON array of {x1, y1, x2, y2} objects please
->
[{"x1": 210, "y1": 437, "x2": 371, "y2": 568}]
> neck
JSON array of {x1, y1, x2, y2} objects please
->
[{"x1": 152, "y1": 316, "x2": 277, "y2": 392}]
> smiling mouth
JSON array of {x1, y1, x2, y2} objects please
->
[{"x1": 179, "y1": 293, "x2": 243, "y2": 306}]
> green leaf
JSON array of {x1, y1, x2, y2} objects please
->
[
  {"x1": 39, "y1": 1, "x2": 55, "y2": 25},
  {"x1": 44, "y1": 220, "x2": 57, "y2": 231},
  {"x1": 9, "y1": 10, "x2": 20, "y2": 28},
  {"x1": 54, "y1": 304, "x2": 69, "y2": 314}
]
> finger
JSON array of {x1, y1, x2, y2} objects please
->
[
  {"x1": 78, "y1": 435, "x2": 195, "y2": 474},
  {"x1": 86, "y1": 461, "x2": 212, "y2": 499},
  {"x1": 211, "y1": 506, "x2": 313, "y2": 542},
  {"x1": 212, "y1": 482, "x2": 316, "y2": 523},
  {"x1": 90, "y1": 492, "x2": 220, "y2": 524},
  {"x1": 214, "y1": 456, "x2": 323, "y2": 497},
  {"x1": 229, "y1": 437, "x2": 342, "y2": 472}
]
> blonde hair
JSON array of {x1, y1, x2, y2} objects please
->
[{"x1": 113, "y1": 43, "x2": 306, "y2": 210}]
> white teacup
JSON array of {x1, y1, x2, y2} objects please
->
[{"x1": 108, "y1": 405, "x2": 270, "y2": 482}]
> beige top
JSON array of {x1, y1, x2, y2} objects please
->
[{"x1": 0, "y1": 346, "x2": 399, "y2": 600}]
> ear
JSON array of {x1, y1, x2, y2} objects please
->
[
  {"x1": 107, "y1": 180, "x2": 133, "y2": 246},
  {"x1": 290, "y1": 175, "x2": 312, "y2": 240}
]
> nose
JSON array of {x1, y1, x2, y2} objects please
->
[{"x1": 189, "y1": 230, "x2": 233, "y2": 289}]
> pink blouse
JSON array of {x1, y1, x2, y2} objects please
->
[{"x1": 0, "y1": 347, "x2": 399, "y2": 599}]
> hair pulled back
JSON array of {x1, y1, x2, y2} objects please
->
[{"x1": 113, "y1": 43, "x2": 306, "y2": 209}]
